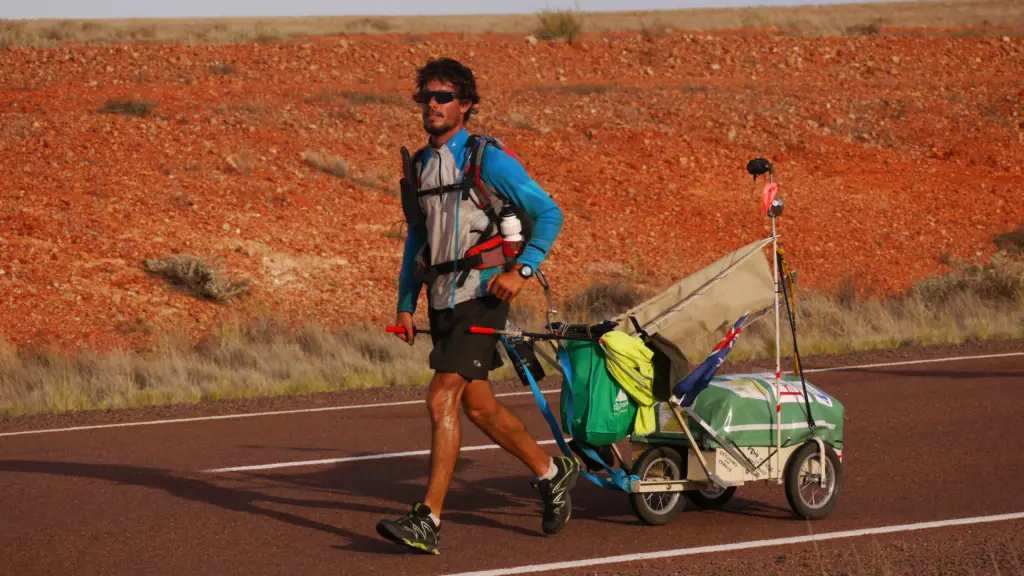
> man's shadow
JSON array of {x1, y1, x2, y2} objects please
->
[
  {"x1": 251, "y1": 451, "x2": 638, "y2": 533},
  {"x1": 0, "y1": 453, "x2": 634, "y2": 554},
  {"x1": 0, "y1": 458, "x2": 404, "y2": 555}
]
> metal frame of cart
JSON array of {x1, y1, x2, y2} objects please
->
[{"x1": 492, "y1": 157, "x2": 844, "y2": 526}]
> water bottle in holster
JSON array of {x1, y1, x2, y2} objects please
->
[{"x1": 499, "y1": 205, "x2": 524, "y2": 259}]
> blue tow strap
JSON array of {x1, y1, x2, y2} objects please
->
[{"x1": 502, "y1": 337, "x2": 638, "y2": 493}]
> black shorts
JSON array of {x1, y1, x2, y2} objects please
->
[{"x1": 427, "y1": 295, "x2": 510, "y2": 382}]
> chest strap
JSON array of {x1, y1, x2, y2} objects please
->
[
  {"x1": 417, "y1": 183, "x2": 463, "y2": 198},
  {"x1": 420, "y1": 235, "x2": 506, "y2": 288}
]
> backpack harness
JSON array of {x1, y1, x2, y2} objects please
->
[{"x1": 400, "y1": 135, "x2": 533, "y2": 289}]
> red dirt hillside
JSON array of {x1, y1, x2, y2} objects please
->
[{"x1": 1, "y1": 31, "x2": 1022, "y2": 352}]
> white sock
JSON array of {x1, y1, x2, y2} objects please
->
[
  {"x1": 429, "y1": 513, "x2": 441, "y2": 527},
  {"x1": 537, "y1": 457, "x2": 557, "y2": 481}
]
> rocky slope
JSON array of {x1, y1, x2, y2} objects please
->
[{"x1": 1, "y1": 30, "x2": 1022, "y2": 352}]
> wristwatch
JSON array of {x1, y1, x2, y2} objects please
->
[{"x1": 517, "y1": 264, "x2": 533, "y2": 279}]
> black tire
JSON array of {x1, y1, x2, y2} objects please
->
[
  {"x1": 628, "y1": 446, "x2": 687, "y2": 526},
  {"x1": 685, "y1": 485, "x2": 737, "y2": 510},
  {"x1": 784, "y1": 441, "x2": 843, "y2": 520}
]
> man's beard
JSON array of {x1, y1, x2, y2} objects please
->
[{"x1": 423, "y1": 113, "x2": 455, "y2": 136}]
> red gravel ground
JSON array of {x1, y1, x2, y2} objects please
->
[{"x1": 1, "y1": 29, "x2": 1023, "y2": 354}]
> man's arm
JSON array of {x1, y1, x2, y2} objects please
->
[
  {"x1": 479, "y1": 146, "x2": 563, "y2": 270},
  {"x1": 396, "y1": 224, "x2": 426, "y2": 314}
]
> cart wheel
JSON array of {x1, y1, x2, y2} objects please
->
[
  {"x1": 784, "y1": 441, "x2": 843, "y2": 520},
  {"x1": 628, "y1": 446, "x2": 687, "y2": 526},
  {"x1": 685, "y1": 484, "x2": 737, "y2": 510}
]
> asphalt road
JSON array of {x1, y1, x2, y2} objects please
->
[{"x1": 1, "y1": 353, "x2": 1022, "y2": 576}]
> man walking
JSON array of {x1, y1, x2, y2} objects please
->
[{"x1": 376, "y1": 57, "x2": 578, "y2": 555}]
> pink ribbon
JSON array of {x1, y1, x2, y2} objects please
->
[{"x1": 761, "y1": 181, "x2": 779, "y2": 216}]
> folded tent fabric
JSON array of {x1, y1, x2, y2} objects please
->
[{"x1": 598, "y1": 331, "x2": 657, "y2": 436}]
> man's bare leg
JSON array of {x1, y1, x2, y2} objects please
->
[
  {"x1": 463, "y1": 376, "x2": 580, "y2": 536},
  {"x1": 422, "y1": 373, "x2": 552, "y2": 518},
  {"x1": 422, "y1": 371, "x2": 470, "y2": 517},
  {"x1": 462, "y1": 378, "x2": 551, "y2": 477}
]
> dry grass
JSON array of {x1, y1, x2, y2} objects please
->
[
  {"x1": 535, "y1": 3, "x2": 585, "y2": 42},
  {"x1": 143, "y1": 254, "x2": 252, "y2": 302},
  {"x1": 0, "y1": 319, "x2": 435, "y2": 417},
  {"x1": 688, "y1": 249, "x2": 1024, "y2": 365},
  {"x1": 559, "y1": 278, "x2": 653, "y2": 320},
  {"x1": 2, "y1": 0, "x2": 1024, "y2": 48},
  {"x1": 301, "y1": 149, "x2": 347, "y2": 179},
  {"x1": 98, "y1": 98, "x2": 156, "y2": 117},
  {"x1": 225, "y1": 151, "x2": 257, "y2": 174},
  {"x1": 3, "y1": 243, "x2": 1022, "y2": 417}
]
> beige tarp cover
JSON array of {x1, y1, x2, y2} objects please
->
[{"x1": 611, "y1": 237, "x2": 777, "y2": 384}]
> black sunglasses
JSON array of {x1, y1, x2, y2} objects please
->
[{"x1": 414, "y1": 90, "x2": 460, "y2": 105}]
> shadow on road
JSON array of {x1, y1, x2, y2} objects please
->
[
  {"x1": 221, "y1": 452, "x2": 647, "y2": 540},
  {"x1": 0, "y1": 453, "x2": 637, "y2": 554},
  {"x1": 0, "y1": 451, "x2": 795, "y2": 554},
  {"x1": 0, "y1": 458, "x2": 404, "y2": 555},
  {"x1": 717, "y1": 497, "x2": 792, "y2": 520}
]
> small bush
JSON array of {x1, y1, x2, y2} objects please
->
[
  {"x1": 344, "y1": 91, "x2": 405, "y2": 106},
  {"x1": 561, "y1": 279, "x2": 650, "y2": 321},
  {"x1": 304, "y1": 91, "x2": 402, "y2": 106},
  {"x1": 993, "y1": 223, "x2": 1024, "y2": 255},
  {"x1": 535, "y1": 5, "x2": 585, "y2": 42},
  {"x1": 144, "y1": 254, "x2": 251, "y2": 302},
  {"x1": 836, "y1": 276, "x2": 858, "y2": 308},
  {"x1": 506, "y1": 112, "x2": 536, "y2": 131},
  {"x1": 908, "y1": 252, "x2": 1024, "y2": 306},
  {"x1": 561, "y1": 84, "x2": 608, "y2": 96},
  {"x1": 225, "y1": 151, "x2": 256, "y2": 174},
  {"x1": 233, "y1": 24, "x2": 279, "y2": 45},
  {"x1": 208, "y1": 62, "x2": 236, "y2": 75},
  {"x1": 99, "y1": 98, "x2": 155, "y2": 117},
  {"x1": 302, "y1": 150, "x2": 347, "y2": 178},
  {"x1": 844, "y1": 21, "x2": 881, "y2": 36},
  {"x1": 345, "y1": 18, "x2": 394, "y2": 33}
]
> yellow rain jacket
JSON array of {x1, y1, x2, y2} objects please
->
[{"x1": 598, "y1": 331, "x2": 657, "y2": 436}]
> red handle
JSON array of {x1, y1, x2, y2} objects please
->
[
  {"x1": 386, "y1": 325, "x2": 431, "y2": 335},
  {"x1": 469, "y1": 326, "x2": 495, "y2": 335}
]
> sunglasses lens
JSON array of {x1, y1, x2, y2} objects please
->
[{"x1": 415, "y1": 91, "x2": 457, "y2": 104}]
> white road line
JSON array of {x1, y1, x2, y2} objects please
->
[
  {"x1": 2, "y1": 350, "x2": 1021, "y2": 438},
  {"x1": 0, "y1": 389, "x2": 553, "y2": 438},
  {"x1": 801, "y1": 351, "x2": 1024, "y2": 373},
  {"x1": 201, "y1": 439, "x2": 560, "y2": 473},
  {"x1": 443, "y1": 512, "x2": 1024, "y2": 576}
]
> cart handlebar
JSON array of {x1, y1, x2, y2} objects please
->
[{"x1": 469, "y1": 326, "x2": 599, "y2": 342}]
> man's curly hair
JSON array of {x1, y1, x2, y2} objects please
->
[{"x1": 415, "y1": 58, "x2": 480, "y2": 124}]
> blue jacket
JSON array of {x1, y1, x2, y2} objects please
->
[{"x1": 396, "y1": 129, "x2": 563, "y2": 313}]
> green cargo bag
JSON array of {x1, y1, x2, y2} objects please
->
[{"x1": 559, "y1": 340, "x2": 637, "y2": 446}]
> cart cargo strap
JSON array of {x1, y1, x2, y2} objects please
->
[{"x1": 503, "y1": 338, "x2": 638, "y2": 493}]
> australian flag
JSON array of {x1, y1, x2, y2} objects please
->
[{"x1": 672, "y1": 314, "x2": 747, "y2": 407}]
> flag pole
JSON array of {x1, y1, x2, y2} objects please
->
[{"x1": 771, "y1": 176, "x2": 783, "y2": 483}]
